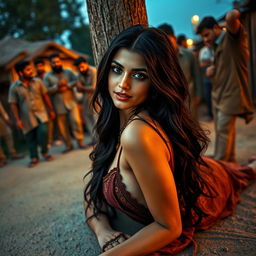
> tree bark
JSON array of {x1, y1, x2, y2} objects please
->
[{"x1": 86, "y1": 0, "x2": 148, "y2": 65}]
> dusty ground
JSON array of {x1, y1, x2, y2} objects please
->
[{"x1": 0, "y1": 115, "x2": 255, "y2": 256}]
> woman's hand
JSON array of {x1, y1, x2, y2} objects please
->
[{"x1": 97, "y1": 229, "x2": 130, "y2": 253}]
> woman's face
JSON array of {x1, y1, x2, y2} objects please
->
[{"x1": 108, "y1": 48, "x2": 150, "y2": 114}]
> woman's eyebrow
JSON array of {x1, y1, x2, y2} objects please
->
[
  {"x1": 112, "y1": 60, "x2": 148, "y2": 72},
  {"x1": 112, "y1": 60, "x2": 123, "y2": 67},
  {"x1": 132, "y1": 67, "x2": 148, "y2": 72}
]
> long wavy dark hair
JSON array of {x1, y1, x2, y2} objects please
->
[{"x1": 84, "y1": 24, "x2": 213, "y2": 226}]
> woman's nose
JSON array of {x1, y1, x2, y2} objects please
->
[{"x1": 118, "y1": 73, "x2": 130, "y2": 89}]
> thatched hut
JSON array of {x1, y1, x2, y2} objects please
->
[
  {"x1": 0, "y1": 36, "x2": 88, "y2": 84},
  {"x1": 0, "y1": 36, "x2": 88, "y2": 110}
]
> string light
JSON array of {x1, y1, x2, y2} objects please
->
[
  {"x1": 186, "y1": 38, "x2": 194, "y2": 47},
  {"x1": 191, "y1": 15, "x2": 200, "y2": 24}
]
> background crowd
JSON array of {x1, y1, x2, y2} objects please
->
[{"x1": 0, "y1": 54, "x2": 96, "y2": 168}]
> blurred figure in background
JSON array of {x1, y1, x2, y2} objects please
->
[
  {"x1": 74, "y1": 57, "x2": 97, "y2": 145},
  {"x1": 197, "y1": 9, "x2": 254, "y2": 162},
  {"x1": 198, "y1": 45, "x2": 214, "y2": 121},
  {"x1": 177, "y1": 34, "x2": 187, "y2": 48},
  {"x1": 44, "y1": 53, "x2": 86, "y2": 153},
  {"x1": 0, "y1": 100, "x2": 24, "y2": 167},
  {"x1": 34, "y1": 57, "x2": 61, "y2": 148},
  {"x1": 34, "y1": 57, "x2": 47, "y2": 79},
  {"x1": 8, "y1": 61, "x2": 55, "y2": 167},
  {"x1": 158, "y1": 24, "x2": 200, "y2": 118}
]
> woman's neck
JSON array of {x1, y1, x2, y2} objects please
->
[
  {"x1": 119, "y1": 110, "x2": 134, "y2": 130},
  {"x1": 119, "y1": 110, "x2": 149, "y2": 129}
]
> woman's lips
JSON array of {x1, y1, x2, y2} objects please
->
[{"x1": 114, "y1": 92, "x2": 131, "y2": 101}]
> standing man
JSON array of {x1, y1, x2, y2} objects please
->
[
  {"x1": 158, "y1": 24, "x2": 200, "y2": 118},
  {"x1": 198, "y1": 45, "x2": 214, "y2": 121},
  {"x1": 34, "y1": 57, "x2": 47, "y2": 79},
  {"x1": 8, "y1": 61, "x2": 55, "y2": 167},
  {"x1": 44, "y1": 53, "x2": 86, "y2": 153},
  {"x1": 197, "y1": 9, "x2": 254, "y2": 162},
  {"x1": 34, "y1": 57, "x2": 61, "y2": 148},
  {"x1": 177, "y1": 34, "x2": 188, "y2": 48},
  {"x1": 74, "y1": 57, "x2": 97, "y2": 145},
  {"x1": 0, "y1": 100, "x2": 24, "y2": 167}
]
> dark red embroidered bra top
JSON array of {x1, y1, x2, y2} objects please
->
[
  {"x1": 102, "y1": 118, "x2": 174, "y2": 224},
  {"x1": 102, "y1": 147, "x2": 153, "y2": 224}
]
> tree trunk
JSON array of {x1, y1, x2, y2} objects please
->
[{"x1": 86, "y1": 0, "x2": 148, "y2": 65}]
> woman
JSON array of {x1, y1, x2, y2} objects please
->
[{"x1": 84, "y1": 25, "x2": 256, "y2": 255}]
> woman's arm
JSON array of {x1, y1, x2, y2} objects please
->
[
  {"x1": 85, "y1": 200, "x2": 112, "y2": 238},
  {"x1": 100, "y1": 120, "x2": 182, "y2": 256},
  {"x1": 84, "y1": 174, "x2": 130, "y2": 251}
]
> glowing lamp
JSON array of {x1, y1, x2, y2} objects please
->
[
  {"x1": 191, "y1": 15, "x2": 200, "y2": 24},
  {"x1": 186, "y1": 38, "x2": 193, "y2": 47}
]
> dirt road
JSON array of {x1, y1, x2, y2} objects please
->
[{"x1": 0, "y1": 117, "x2": 255, "y2": 256}]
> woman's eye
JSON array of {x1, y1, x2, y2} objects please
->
[
  {"x1": 132, "y1": 72, "x2": 147, "y2": 80},
  {"x1": 111, "y1": 65, "x2": 122, "y2": 74}
]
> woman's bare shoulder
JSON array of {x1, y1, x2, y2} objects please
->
[
  {"x1": 121, "y1": 118, "x2": 147, "y2": 143},
  {"x1": 120, "y1": 118, "x2": 170, "y2": 159}
]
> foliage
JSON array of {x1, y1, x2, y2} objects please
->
[
  {"x1": 0, "y1": 0, "x2": 92, "y2": 55},
  {"x1": 68, "y1": 24, "x2": 94, "y2": 62}
]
